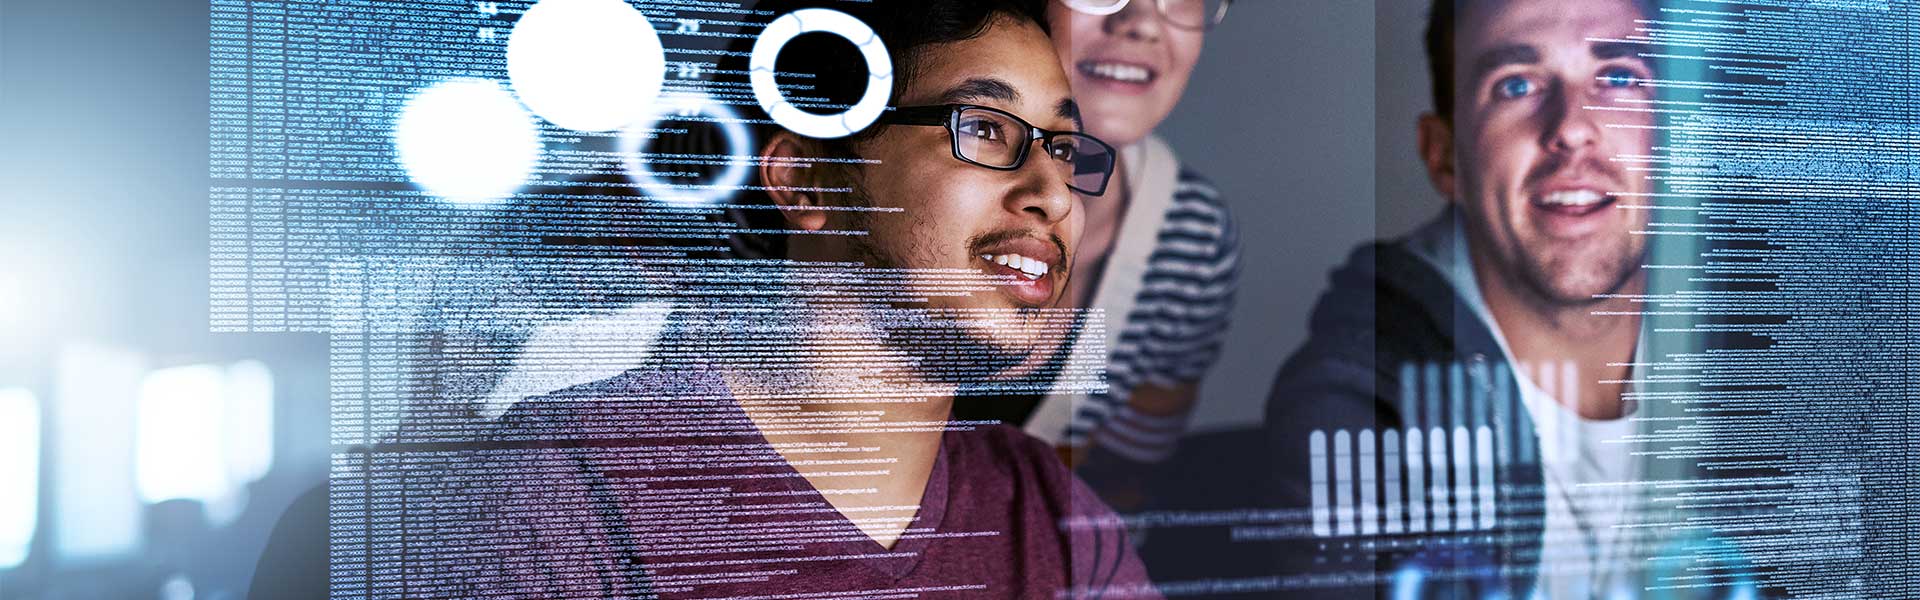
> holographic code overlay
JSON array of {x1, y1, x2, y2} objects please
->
[{"x1": 211, "y1": 1, "x2": 1119, "y2": 597}]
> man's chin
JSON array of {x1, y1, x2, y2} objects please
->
[
  {"x1": 930, "y1": 346, "x2": 1035, "y2": 392},
  {"x1": 945, "y1": 325, "x2": 1075, "y2": 393},
  {"x1": 1527, "y1": 261, "x2": 1642, "y2": 306},
  {"x1": 947, "y1": 354, "x2": 1058, "y2": 396}
]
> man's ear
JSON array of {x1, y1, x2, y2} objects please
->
[
  {"x1": 759, "y1": 131, "x2": 831, "y2": 232},
  {"x1": 1417, "y1": 113, "x2": 1459, "y2": 204}
]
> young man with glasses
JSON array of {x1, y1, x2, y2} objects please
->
[{"x1": 413, "y1": 1, "x2": 1165, "y2": 598}]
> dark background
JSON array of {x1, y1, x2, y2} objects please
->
[{"x1": 1165, "y1": 0, "x2": 1433, "y2": 431}]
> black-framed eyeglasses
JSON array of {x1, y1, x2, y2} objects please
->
[
  {"x1": 1058, "y1": 0, "x2": 1231, "y2": 31},
  {"x1": 877, "y1": 104, "x2": 1118, "y2": 197}
]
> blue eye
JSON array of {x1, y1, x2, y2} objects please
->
[
  {"x1": 1600, "y1": 67, "x2": 1638, "y2": 88},
  {"x1": 1496, "y1": 75, "x2": 1533, "y2": 99}
]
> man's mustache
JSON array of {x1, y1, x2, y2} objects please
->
[
  {"x1": 1524, "y1": 152, "x2": 1625, "y2": 191},
  {"x1": 968, "y1": 229, "x2": 1071, "y2": 269}
]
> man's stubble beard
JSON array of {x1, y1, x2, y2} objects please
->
[
  {"x1": 1513, "y1": 151, "x2": 1647, "y2": 307},
  {"x1": 1463, "y1": 160, "x2": 1647, "y2": 310},
  {"x1": 1515, "y1": 233, "x2": 1645, "y2": 309},
  {"x1": 838, "y1": 182, "x2": 1048, "y2": 390}
]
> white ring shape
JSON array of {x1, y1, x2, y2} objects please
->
[
  {"x1": 620, "y1": 92, "x2": 754, "y2": 206},
  {"x1": 748, "y1": 8, "x2": 892, "y2": 139}
]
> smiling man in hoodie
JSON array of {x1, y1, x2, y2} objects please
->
[{"x1": 1264, "y1": 0, "x2": 1658, "y2": 597}]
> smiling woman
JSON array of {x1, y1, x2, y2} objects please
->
[{"x1": 1000, "y1": 0, "x2": 1244, "y2": 485}]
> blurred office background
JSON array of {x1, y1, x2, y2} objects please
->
[
  {"x1": 0, "y1": 0, "x2": 1402, "y2": 597},
  {"x1": 2, "y1": 0, "x2": 330, "y2": 597}
]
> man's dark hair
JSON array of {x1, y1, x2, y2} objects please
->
[
  {"x1": 1424, "y1": 0, "x2": 1653, "y2": 121},
  {"x1": 725, "y1": 0, "x2": 1049, "y2": 144},
  {"x1": 1423, "y1": 0, "x2": 1460, "y2": 121},
  {"x1": 722, "y1": 0, "x2": 1051, "y2": 258}
]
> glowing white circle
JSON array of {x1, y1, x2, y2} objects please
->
[
  {"x1": 620, "y1": 92, "x2": 755, "y2": 206},
  {"x1": 748, "y1": 8, "x2": 893, "y2": 139},
  {"x1": 507, "y1": 0, "x2": 665, "y2": 132},
  {"x1": 392, "y1": 78, "x2": 542, "y2": 205}
]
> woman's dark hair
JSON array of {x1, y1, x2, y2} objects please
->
[{"x1": 722, "y1": 0, "x2": 1051, "y2": 259}]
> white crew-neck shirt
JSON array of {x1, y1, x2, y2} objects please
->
[{"x1": 1406, "y1": 211, "x2": 1645, "y2": 600}]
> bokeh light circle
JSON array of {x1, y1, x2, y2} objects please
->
[
  {"x1": 507, "y1": 0, "x2": 665, "y2": 132},
  {"x1": 393, "y1": 78, "x2": 542, "y2": 205}
]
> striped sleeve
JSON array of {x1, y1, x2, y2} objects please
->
[
  {"x1": 1075, "y1": 169, "x2": 1242, "y2": 460},
  {"x1": 1126, "y1": 169, "x2": 1241, "y2": 388}
]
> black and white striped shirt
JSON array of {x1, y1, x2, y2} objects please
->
[{"x1": 1072, "y1": 167, "x2": 1241, "y2": 462}]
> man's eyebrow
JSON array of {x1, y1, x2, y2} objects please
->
[
  {"x1": 1592, "y1": 41, "x2": 1643, "y2": 62},
  {"x1": 1056, "y1": 98, "x2": 1083, "y2": 131},
  {"x1": 936, "y1": 77, "x2": 1081, "y2": 130},
  {"x1": 1467, "y1": 44, "x2": 1540, "y2": 84},
  {"x1": 939, "y1": 77, "x2": 1020, "y2": 104}
]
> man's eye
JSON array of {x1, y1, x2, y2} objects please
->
[
  {"x1": 957, "y1": 118, "x2": 1005, "y2": 142},
  {"x1": 1600, "y1": 66, "x2": 1639, "y2": 88},
  {"x1": 1495, "y1": 75, "x2": 1534, "y2": 99},
  {"x1": 1049, "y1": 144, "x2": 1077, "y2": 162}
]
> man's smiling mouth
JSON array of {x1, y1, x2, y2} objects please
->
[
  {"x1": 970, "y1": 231, "x2": 1066, "y2": 307},
  {"x1": 976, "y1": 253, "x2": 1056, "y2": 307},
  {"x1": 1532, "y1": 188, "x2": 1613, "y2": 216},
  {"x1": 980, "y1": 252, "x2": 1051, "y2": 280}
]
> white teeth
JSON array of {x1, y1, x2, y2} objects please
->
[
  {"x1": 1018, "y1": 258, "x2": 1048, "y2": 280},
  {"x1": 983, "y1": 253, "x2": 1050, "y2": 280},
  {"x1": 1085, "y1": 62, "x2": 1151, "y2": 83},
  {"x1": 1539, "y1": 190, "x2": 1606, "y2": 207}
]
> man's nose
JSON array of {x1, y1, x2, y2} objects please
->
[
  {"x1": 1104, "y1": 0, "x2": 1165, "y2": 42},
  {"x1": 1006, "y1": 151, "x2": 1076, "y2": 226},
  {"x1": 1542, "y1": 81, "x2": 1601, "y2": 152}
]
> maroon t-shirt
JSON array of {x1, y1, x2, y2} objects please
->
[{"x1": 444, "y1": 367, "x2": 1162, "y2": 599}]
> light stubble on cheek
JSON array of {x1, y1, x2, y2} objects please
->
[
  {"x1": 906, "y1": 213, "x2": 947, "y2": 267},
  {"x1": 851, "y1": 209, "x2": 954, "y2": 296},
  {"x1": 1518, "y1": 182, "x2": 1651, "y2": 304}
]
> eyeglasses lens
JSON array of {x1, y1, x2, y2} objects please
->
[
  {"x1": 1055, "y1": 135, "x2": 1114, "y2": 195},
  {"x1": 1161, "y1": 0, "x2": 1228, "y2": 29},
  {"x1": 954, "y1": 107, "x2": 1027, "y2": 168}
]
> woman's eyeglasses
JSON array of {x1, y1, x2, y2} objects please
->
[
  {"x1": 1058, "y1": 0, "x2": 1231, "y2": 31},
  {"x1": 877, "y1": 104, "x2": 1118, "y2": 197}
]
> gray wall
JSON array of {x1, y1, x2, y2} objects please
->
[
  {"x1": 1171, "y1": 0, "x2": 1438, "y2": 432},
  {"x1": 1375, "y1": 0, "x2": 1447, "y2": 238}
]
